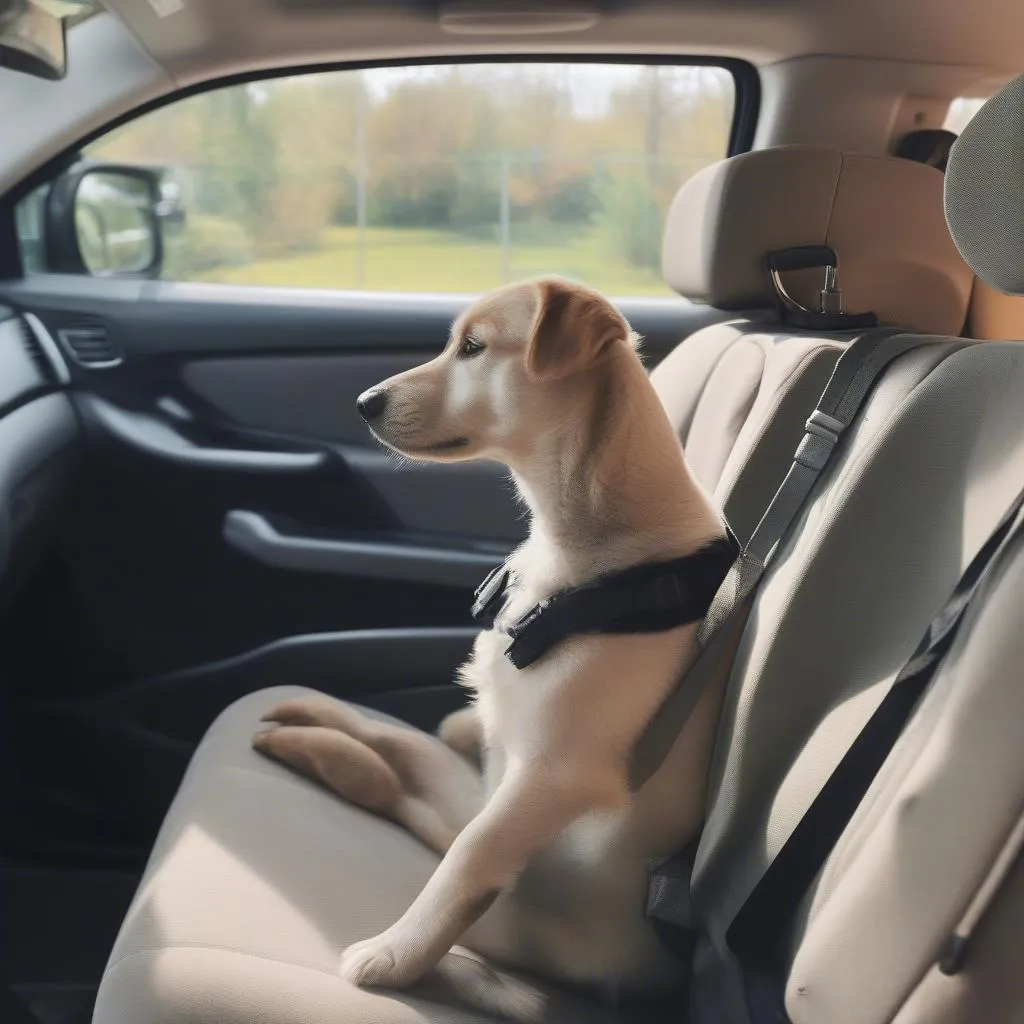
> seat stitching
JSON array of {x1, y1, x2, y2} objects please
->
[
  {"x1": 665, "y1": 324, "x2": 752, "y2": 448},
  {"x1": 822, "y1": 152, "x2": 845, "y2": 243},
  {"x1": 101, "y1": 941, "x2": 341, "y2": 986},
  {"x1": 717, "y1": 341, "x2": 842, "y2": 503}
]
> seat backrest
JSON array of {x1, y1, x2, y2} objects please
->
[
  {"x1": 650, "y1": 144, "x2": 972, "y2": 543},
  {"x1": 786, "y1": 513, "x2": 1024, "y2": 1024},
  {"x1": 685, "y1": 81, "x2": 1024, "y2": 1024}
]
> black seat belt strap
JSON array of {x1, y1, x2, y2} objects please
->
[
  {"x1": 631, "y1": 326, "x2": 933, "y2": 793},
  {"x1": 727, "y1": 479, "x2": 1024, "y2": 968}
]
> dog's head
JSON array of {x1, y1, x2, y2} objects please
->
[{"x1": 357, "y1": 276, "x2": 635, "y2": 464}]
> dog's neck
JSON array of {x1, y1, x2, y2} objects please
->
[{"x1": 507, "y1": 346, "x2": 723, "y2": 577}]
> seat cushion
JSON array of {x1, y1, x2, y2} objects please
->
[{"x1": 92, "y1": 687, "x2": 638, "y2": 1024}]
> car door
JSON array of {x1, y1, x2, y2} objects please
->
[{"x1": 0, "y1": 58, "x2": 746, "y2": 860}]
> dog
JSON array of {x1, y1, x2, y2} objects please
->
[{"x1": 253, "y1": 276, "x2": 733, "y2": 1015}]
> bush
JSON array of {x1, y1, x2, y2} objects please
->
[
  {"x1": 543, "y1": 173, "x2": 599, "y2": 225},
  {"x1": 262, "y1": 178, "x2": 338, "y2": 257},
  {"x1": 163, "y1": 214, "x2": 254, "y2": 279},
  {"x1": 595, "y1": 174, "x2": 663, "y2": 270}
]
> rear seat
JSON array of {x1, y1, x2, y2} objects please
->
[
  {"x1": 651, "y1": 144, "x2": 970, "y2": 542},
  {"x1": 92, "y1": 148, "x2": 987, "y2": 1024}
]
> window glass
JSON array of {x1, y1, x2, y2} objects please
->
[
  {"x1": 943, "y1": 96, "x2": 988, "y2": 134},
  {"x1": 27, "y1": 62, "x2": 736, "y2": 296}
]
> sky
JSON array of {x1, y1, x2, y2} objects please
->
[{"x1": 261, "y1": 62, "x2": 732, "y2": 118}]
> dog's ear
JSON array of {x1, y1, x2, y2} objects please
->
[{"x1": 526, "y1": 278, "x2": 629, "y2": 381}]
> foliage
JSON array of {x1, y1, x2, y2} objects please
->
[
  {"x1": 88, "y1": 63, "x2": 734, "y2": 293},
  {"x1": 595, "y1": 173, "x2": 663, "y2": 270},
  {"x1": 163, "y1": 214, "x2": 254, "y2": 278}
]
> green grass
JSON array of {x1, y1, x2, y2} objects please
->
[{"x1": 195, "y1": 225, "x2": 674, "y2": 296}]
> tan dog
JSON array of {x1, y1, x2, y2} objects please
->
[{"x1": 253, "y1": 277, "x2": 730, "y2": 1013}]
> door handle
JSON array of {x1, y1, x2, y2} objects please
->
[
  {"x1": 223, "y1": 510, "x2": 505, "y2": 588},
  {"x1": 81, "y1": 396, "x2": 327, "y2": 472}
]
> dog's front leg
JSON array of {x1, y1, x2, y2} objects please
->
[{"x1": 339, "y1": 763, "x2": 624, "y2": 988}]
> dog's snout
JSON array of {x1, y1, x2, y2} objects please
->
[{"x1": 357, "y1": 388, "x2": 388, "y2": 422}]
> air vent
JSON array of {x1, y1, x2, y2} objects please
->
[
  {"x1": 20, "y1": 313, "x2": 71, "y2": 385},
  {"x1": 58, "y1": 323, "x2": 122, "y2": 368},
  {"x1": 17, "y1": 317, "x2": 52, "y2": 381}
]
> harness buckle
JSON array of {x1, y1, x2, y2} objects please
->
[
  {"x1": 505, "y1": 599, "x2": 551, "y2": 669},
  {"x1": 471, "y1": 565, "x2": 511, "y2": 628},
  {"x1": 507, "y1": 599, "x2": 549, "y2": 638}
]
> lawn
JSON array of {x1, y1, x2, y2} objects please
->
[{"x1": 197, "y1": 225, "x2": 675, "y2": 297}]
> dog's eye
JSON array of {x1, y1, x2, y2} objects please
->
[{"x1": 457, "y1": 334, "x2": 485, "y2": 359}]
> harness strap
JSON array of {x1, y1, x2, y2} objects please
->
[
  {"x1": 502, "y1": 539, "x2": 737, "y2": 670},
  {"x1": 727, "y1": 478, "x2": 1024, "y2": 974}
]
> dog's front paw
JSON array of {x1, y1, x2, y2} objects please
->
[{"x1": 339, "y1": 931, "x2": 428, "y2": 989}]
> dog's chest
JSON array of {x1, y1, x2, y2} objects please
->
[
  {"x1": 469, "y1": 621, "x2": 537, "y2": 704},
  {"x1": 466, "y1": 562, "x2": 568, "y2": 749}
]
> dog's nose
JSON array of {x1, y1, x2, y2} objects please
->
[{"x1": 357, "y1": 388, "x2": 388, "y2": 421}]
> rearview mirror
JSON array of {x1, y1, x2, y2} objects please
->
[
  {"x1": 0, "y1": 0, "x2": 67, "y2": 81},
  {"x1": 45, "y1": 163, "x2": 164, "y2": 278}
]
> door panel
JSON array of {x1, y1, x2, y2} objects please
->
[
  {"x1": 181, "y1": 353, "x2": 425, "y2": 445},
  {"x1": 8, "y1": 277, "x2": 727, "y2": 549}
]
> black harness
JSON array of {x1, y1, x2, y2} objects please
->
[{"x1": 471, "y1": 532, "x2": 739, "y2": 670}]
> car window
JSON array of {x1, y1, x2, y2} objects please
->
[
  {"x1": 19, "y1": 62, "x2": 736, "y2": 297},
  {"x1": 944, "y1": 96, "x2": 988, "y2": 134}
]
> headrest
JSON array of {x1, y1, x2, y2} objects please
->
[
  {"x1": 662, "y1": 144, "x2": 973, "y2": 336},
  {"x1": 896, "y1": 129, "x2": 957, "y2": 172},
  {"x1": 945, "y1": 75, "x2": 1024, "y2": 296}
]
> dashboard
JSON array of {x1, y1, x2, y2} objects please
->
[{"x1": 0, "y1": 306, "x2": 81, "y2": 610}]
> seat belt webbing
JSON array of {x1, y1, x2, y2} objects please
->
[
  {"x1": 630, "y1": 325, "x2": 929, "y2": 792},
  {"x1": 727, "y1": 478, "x2": 1024, "y2": 968}
]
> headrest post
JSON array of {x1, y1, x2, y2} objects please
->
[
  {"x1": 765, "y1": 246, "x2": 877, "y2": 331},
  {"x1": 820, "y1": 264, "x2": 843, "y2": 315}
]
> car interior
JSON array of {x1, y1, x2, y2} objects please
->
[{"x1": 2, "y1": 1, "x2": 1024, "y2": 1023}]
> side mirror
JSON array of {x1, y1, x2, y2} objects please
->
[
  {"x1": 45, "y1": 162, "x2": 164, "y2": 278},
  {"x1": 156, "y1": 177, "x2": 187, "y2": 227}
]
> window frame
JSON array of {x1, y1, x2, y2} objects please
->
[{"x1": 0, "y1": 53, "x2": 759, "y2": 283}]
